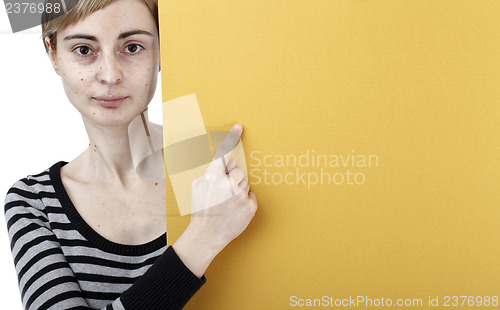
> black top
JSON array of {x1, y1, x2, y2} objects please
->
[{"x1": 5, "y1": 161, "x2": 205, "y2": 309}]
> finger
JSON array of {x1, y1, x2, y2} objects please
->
[
  {"x1": 235, "y1": 178, "x2": 249, "y2": 194},
  {"x1": 204, "y1": 124, "x2": 242, "y2": 180},
  {"x1": 229, "y1": 167, "x2": 244, "y2": 185},
  {"x1": 225, "y1": 157, "x2": 237, "y2": 173},
  {"x1": 248, "y1": 191, "x2": 258, "y2": 212},
  {"x1": 238, "y1": 177, "x2": 248, "y2": 189},
  {"x1": 214, "y1": 124, "x2": 242, "y2": 161},
  {"x1": 249, "y1": 191, "x2": 257, "y2": 200}
]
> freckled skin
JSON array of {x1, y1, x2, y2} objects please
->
[{"x1": 46, "y1": 7, "x2": 160, "y2": 130}]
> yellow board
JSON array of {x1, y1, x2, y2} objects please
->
[{"x1": 160, "y1": 1, "x2": 500, "y2": 309}]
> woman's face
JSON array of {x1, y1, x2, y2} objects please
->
[{"x1": 48, "y1": 0, "x2": 160, "y2": 129}]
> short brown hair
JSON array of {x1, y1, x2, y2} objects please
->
[{"x1": 41, "y1": 0, "x2": 158, "y2": 53}]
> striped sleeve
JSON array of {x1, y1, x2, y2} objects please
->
[{"x1": 5, "y1": 175, "x2": 205, "y2": 310}]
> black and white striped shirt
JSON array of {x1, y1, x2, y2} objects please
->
[{"x1": 4, "y1": 161, "x2": 205, "y2": 309}]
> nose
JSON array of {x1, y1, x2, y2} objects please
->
[{"x1": 96, "y1": 50, "x2": 122, "y2": 85}]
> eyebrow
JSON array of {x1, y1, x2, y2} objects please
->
[
  {"x1": 118, "y1": 30, "x2": 153, "y2": 39},
  {"x1": 64, "y1": 30, "x2": 153, "y2": 41},
  {"x1": 64, "y1": 34, "x2": 96, "y2": 41}
]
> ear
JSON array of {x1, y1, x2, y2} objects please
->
[{"x1": 45, "y1": 37, "x2": 60, "y2": 76}]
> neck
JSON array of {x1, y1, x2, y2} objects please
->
[{"x1": 81, "y1": 120, "x2": 138, "y2": 185}]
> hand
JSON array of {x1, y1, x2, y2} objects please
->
[{"x1": 173, "y1": 124, "x2": 257, "y2": 278}]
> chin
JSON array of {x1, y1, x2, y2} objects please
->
[{"x1": 89, "y1": 107, "x2": 143, "y2": 129}]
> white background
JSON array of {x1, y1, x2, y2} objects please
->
[{"x1": 0, "y1": 10, "x2": 164, "y2": 309}]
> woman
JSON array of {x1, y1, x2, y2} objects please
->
[{"x1": 4, "y1": 0, "x2": 257, "y2": 309}]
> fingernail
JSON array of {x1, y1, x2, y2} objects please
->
[{"x1": 232, "y1": 124, "x2": 243, "y2": 133}]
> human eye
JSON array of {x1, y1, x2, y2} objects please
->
[
  {"x1": 72, "y1": 45, "x2": 95, "y2": 57},
  {"x1": 123, "y1": 43, "x2": 144, "y2": 55}
]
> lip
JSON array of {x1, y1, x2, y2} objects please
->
[{"x1": 93, "y1": 96, "x2": 128, "y2": 108}]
